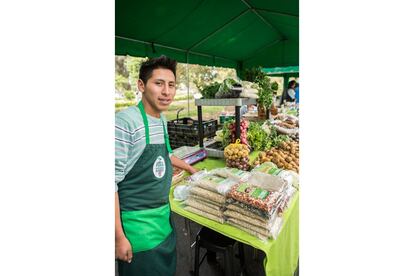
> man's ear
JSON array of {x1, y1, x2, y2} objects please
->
[{"x1": 137, "y1": 79, "x2": 145, "y2": 93}]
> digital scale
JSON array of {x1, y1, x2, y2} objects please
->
[{"x1": 172, "y1": 146, "x2": 208, "y2": 165}]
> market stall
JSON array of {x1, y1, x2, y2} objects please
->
[{"x1": 116, "y1": 1, "x2": 299, "y2": 275}]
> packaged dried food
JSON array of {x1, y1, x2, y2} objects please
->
[
  {"x1": 226, "y1": 203, "x2": 269, "y2": 223},
  {"x1": 278, "y1": 170, "x2": 299, "y2": 189},
  {"x1": 187, "y1": 195, "x2": 222, "y2": 209},
  {"x1": 189, "y1": 186, "x2": 226, "y2": 205},
  {"x1": 251, "y1": 162, "x2": 282, "y2": 176},
  {"x1": 226, "y1": 218, "x2": 270, "y2": 237},
  {"x1": 226, "y1": 220, "x2": 268, "y2": 241},
  {"x1": 247, "y1": 171, "x2": 287, "y2": 193},
  {"x1": 223, "y1": 209, "x2": 273, "y2": 230},
  {"x1": 227, "y1": 182, "x2": 280, "y2": 214},
  {"x1": 194, "y1": 174, "x2": 238, "y2": 195},
  {"x1": 173, "y1": 184, "x2": 191, "y2": 201},
  {"x1": 210, "y1": 167, "x2": 251, "y2": 182},
  {"x1": 184, "y1": 206, "x2": 225, "y2": 224},
  {"x1": 185, "y1": 198, "x2": 222, "y2": 215},
  {"x1": 226, "y1": 198, "x2": 275, "y2": 219}
]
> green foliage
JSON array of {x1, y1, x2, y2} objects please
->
[
  {"x1": 124, "y1": 91, "x2": 136, "y2": 101},
  {"x1": 190, "y1": 65, "x2": 218, "y2": 92},
  {"x1": 201, "y1": 82, "x2": 221, "y2": 99},
  {"x1": 221, "y1": 120, "x2": 235, "y2": 147},
  {"x1": 247, "y1": 122, "x2": 268, "y2": 151},
  {"x1": 242, "y1": 66, "x2": 267, "y2": 83},
  {"x1": 115, "y1": 74, "x2": 130, "y2": 91},
  {"x1": 257, "y1": 77, "x2": 273, "y2": 109},
  {"x1": 115, "y1": 101, "x2": 136, "y2": 108},
  {"x1": 271, "y1": 81, "x2": 279, "y2": 91},
  {"x1": 115, "y1": 56, "x2": 145, "y2": 99},
  {"x1": 268, "y1": 124, "x2": 290, "y2": 147},
  {"x1": 174, "y1": 94, "x2": 194, "y2": 101}
]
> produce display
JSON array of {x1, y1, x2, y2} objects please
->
[
  {"x1": 175, "y1": 87, "x2": 300, "y2": 240},
  {"x1": 224, "y1": 141, "x2": 250, "y2": 171},
  {"x1": 253, "y1": 141, "x2": 299, "y2": 173},
  {"x1": 221, "y1": 119, "x2": 249, "y2": 147}
]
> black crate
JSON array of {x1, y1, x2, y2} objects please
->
[{"x1": 167, "y1": 117, "x2": 217, "y2": 149}]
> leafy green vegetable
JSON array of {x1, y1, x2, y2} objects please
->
[
  {"x1": 247, "y1": 122, "x2": 269, "y2": 151},
  {"x1": 201, "y1": 82, "x2": 221, "y2": 99},
  {"x1": 215, "y1": 78, "x2": 241, "y2": 98},
  {"x1": 268, "y1": 124, "x2": 290, "y2": 147},
  {"x1": 221, "y1": 119, "x2": 234, "y2": 147}
]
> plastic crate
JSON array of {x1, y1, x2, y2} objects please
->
[{"x1": 167, "y1": 117, "x2": 218, "y2": 149}]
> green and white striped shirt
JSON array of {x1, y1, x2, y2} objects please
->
[{"x1": 115, "y1": 104, "x2": 170, "y2": 192}]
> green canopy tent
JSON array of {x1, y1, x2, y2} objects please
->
[{"x1": 115, "y1": 0, "x2": 299, "y2": 76}]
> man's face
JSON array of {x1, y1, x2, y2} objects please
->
[{"x1": 138, "y1": 68, "x2": 176, "y2": 113}]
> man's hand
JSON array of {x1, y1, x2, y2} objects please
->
[
  {"x1": 188, "y1": 166, "x2": 198, "y2": 175},
  {"x1": 116, "y1": 236, "x2": 133, "y2": 263},
  {"x1": 170, "y1": 155, "x2": 198, "y2": 175}
]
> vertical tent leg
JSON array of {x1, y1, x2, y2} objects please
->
[
  {"x1": 235, "y1": 105, "x2": 241, "y2": 140},
  {"x1": 198, "y1": 106, "x2": 203, "y2": 147}
]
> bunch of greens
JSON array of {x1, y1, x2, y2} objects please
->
[
  {"x1": 247, "y1": 122, "x2": 270, "y2": 151},
  {"x1": 268, "y1": 125, "x2": 290, "y2": 148},
  {"x1": 215, "y1": 78, "x2": 241, "y2": 98},
  {"x1": 201, "y1": 82, "x2": 221, "y2": 99}
]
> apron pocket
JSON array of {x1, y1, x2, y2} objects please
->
[{"x1": 122, "y1": 204, "x2": 172, "y2": 252}]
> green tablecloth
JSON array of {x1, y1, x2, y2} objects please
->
[{"x1": 169, "y1": 155, "x2": 299, "y2": 276}]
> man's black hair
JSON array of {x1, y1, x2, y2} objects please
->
[{"x1": 139, "y1": 55, "x2": 177, "y2": 84}]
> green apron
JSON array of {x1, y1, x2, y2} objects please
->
[{"x1": 118, "y1": 101, "x2": 175, "y2": 276}]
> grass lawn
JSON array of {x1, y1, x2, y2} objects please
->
[
  {"x1": 164, "y1": 101, "x2": 225, "y2": 121},
  {"x1": 115, "y1": 99, "x2": 231, "y2": 122}
]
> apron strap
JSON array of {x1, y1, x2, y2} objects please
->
[
  {"x1": 161, "y1": 119, "x2": 173, "y2": 154},
  {"x1": 138, "y1": 101, "x2": 150, "y2": 145},
  {"x1": 138, "y1": 101, "x2": 173, "y2": 153}
]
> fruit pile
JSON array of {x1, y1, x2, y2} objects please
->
[
  {"x1": 224, "y1": 141, "x2": 251, "y2": 171},
  {"x1": 253, "y1": 141, "x2": 299, "y2": 173}
]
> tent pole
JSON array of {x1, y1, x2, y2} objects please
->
[{"x1": 186, "y1": 52, "x2": 190, "y2": 116}]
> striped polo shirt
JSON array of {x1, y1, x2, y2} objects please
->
[{"x1": 115, "y1": 103, "x2": 170, "y2": 192}]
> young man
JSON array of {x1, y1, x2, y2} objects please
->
[{"x1": 115, "y1": 56, "x2": 197, "y2": 276}]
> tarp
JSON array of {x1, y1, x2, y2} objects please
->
[{"x1": 116, "y1": 0, "x2": 299, "y2": 72}]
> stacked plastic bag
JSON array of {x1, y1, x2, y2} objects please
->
[
  {"x1": 224, "y1": 172, "x2": 287, "y2": 240},
  {"x1": 183, "y1": 170, "x2": 238, "y2": 224},
  {"x1": 251, "y1": 163, "x2": 298, "y2": 216},
  {"x1": 174, "y1": 166, "x2": 298, "y2": 241}
]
